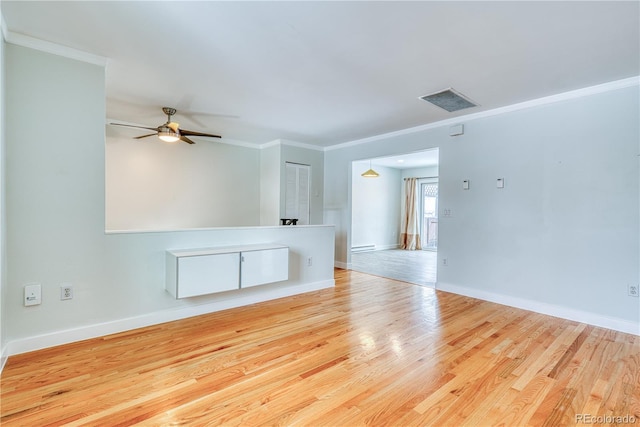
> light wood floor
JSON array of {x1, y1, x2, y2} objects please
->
[
  {"x1": 2, "y1": 269, "x2": 639, "y2": 426},
  {"x1": 351, "y1": 249, "x2": 437, "y2": 286}
]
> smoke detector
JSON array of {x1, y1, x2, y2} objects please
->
[{"x1": 419, "y1": 88, "x2": 478, "y2": 112}]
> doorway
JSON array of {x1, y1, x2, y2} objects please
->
[{"x1": 350, "y1": 149, "x2": 439, "y2": 287}]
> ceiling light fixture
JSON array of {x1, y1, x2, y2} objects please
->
[
  {"x1": 158, "y1": 125, "x2": 180, "y2": 143},
  {"x1": 361, "y1": 160, "x2": 380, "y2": 178}
]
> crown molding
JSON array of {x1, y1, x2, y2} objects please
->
[
  {"x1": 279, "y1": 138, "x2": 325, "y2": 152},
  {"x1": 3, "y1": 29, "x2": 107, "y2": 67},
  {"x1": 326, "y1": 76, "x2": 640, "y2": 151},
  {"x1": 260, "y1": 139, "x2": 282, "y2": 149},
  {"x1": 259, "y1": 138, "x2": 325, "y2": 152}
]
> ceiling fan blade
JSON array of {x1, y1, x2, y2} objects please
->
[
  {"x1": 133, "y1": 133, "x2": 157, "y2": 140},
  {"x1": 110, "y1": 122, "x2": 159, "y2": 132},
  {"x1": 179, "y1": 129, "x2": 222, "y2": 138},
  {"x1": 180, "y1": 136, "x2": 196, "y2": 144}
]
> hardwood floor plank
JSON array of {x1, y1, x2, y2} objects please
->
[{"x1": 2, "y1": 269, "x2": 638, "y2": 426}]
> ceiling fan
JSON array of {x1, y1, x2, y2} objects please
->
[{"x1": 110, "y1": 107, "x2": 222, "y2": 144}]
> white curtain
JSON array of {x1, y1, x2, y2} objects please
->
[{"x1": 400, "y1": 178, "x2": 422, "y2": 250}]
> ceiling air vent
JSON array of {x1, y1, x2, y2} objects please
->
[{"x1": 419, "y1": 88, "x2": 478, "y2": 112}]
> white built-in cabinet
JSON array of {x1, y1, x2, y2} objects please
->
[{"x1": 166, "y1": 244, "x2": 289, "y2": 299}]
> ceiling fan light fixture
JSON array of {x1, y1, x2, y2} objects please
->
[
  {"x1": 158, "y1": 125, "x2": 180, "y2": 143},
  {"x1": 110, "y1": 107, "x2": 222, "y2": 144}
]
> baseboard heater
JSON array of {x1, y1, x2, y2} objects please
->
[{"x1": 352, "y1": 244, "x2": 375, "y2": 253}]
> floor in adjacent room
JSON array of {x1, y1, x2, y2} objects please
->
[{"x1": 351, "y1": 248, "x2": 437, "y2": 286}]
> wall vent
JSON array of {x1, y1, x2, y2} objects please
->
[{"x1": 419, "y1": 88, "x2": 478, "y2": 112}]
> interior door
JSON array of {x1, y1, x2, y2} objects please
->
[{"x1": 285, "y1": 162, "x2": 311, "y2": 225}]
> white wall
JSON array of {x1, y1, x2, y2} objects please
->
[
  {"x1": 260, "y1": 143, "x2": 281, "y2": 226},
  {"x1": 324, "y1": 82, "x2": 640, "y2": 332},
  {"x1": 402, "y1": 165, "x2": 439, "y2": 180},
  {"x1": 106, "y1": 130, "x2": 261, "y2": 230},
  {"x1": 4, "y1": 44, "x2": 335, "y2": 354},
  {"x1": 106, "y1": 135, "x2": 325, "y2": 231},
  {"x1": 351, "y1": 162, "x2": 401, "y2": 250}
]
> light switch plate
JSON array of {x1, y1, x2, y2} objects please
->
[{"x1": 497, "y1": 178, "x2": 505, "y2": 189}]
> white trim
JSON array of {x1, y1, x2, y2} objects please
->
[
  {"x1": 335, "y1": 261, "x2": 350, "y2": 270},
  {"x1": 259, "y1": 138, "x2": 325, "y2": 152},
  {"x1": 0, "y1": 346, "x2": 7, "y2": 374},
  {"x1": 261, "y1": 139, "x2": 282, "y2": 149},
  {"x1": 4, "y1": 30, "x2": 108, "y2": 67},
  {"x1": 437, "y1": 282, "x2": 640, "y2": 336},
  {"x1": 279, "y1": 139, "x2": 325, "y2": 152},
  {"x1": 375, "y1": 244, "x2": 400, "y2": 251},
  {"x1": 352, "y1": 244, "x2": 376, "y2": 253},
  {"x1": 326, "y1": 76, "x2": 640, "y2": 151},
  {"x1": 105, "y1": 224, "x2": 332, "y2": 235},
  {"x1": 5, "y1": 279, "x2": 334, "y2": 357},
  {"x1": 200, "y1": 137, "x2": 257, "y2": 149}
]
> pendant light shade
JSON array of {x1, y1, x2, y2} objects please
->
[{"x1": 361, "y1": 160, "x2": 379, "y2": 178}]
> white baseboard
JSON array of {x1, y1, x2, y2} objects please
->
[
  {"x1": 5, "y1": 279, "x2": 335, "y2": 357},
  {"x1": 351, "y1": 244, "x2": 375, "y2": 253},
  {"x1": 376, "y1": 244, "x2": 400, "y2": 251},
  {"x1": 335, "y1": 261, "x2": 351, "y2": 269},
  {"x1": 351, "y1": 244, "x2": 400, "y2": 253},
  {"x1": 437, "y1": 282, "x2": 640, "y2": 336},
  {"x1": 0, "y1": 345, "x2": 8, "y2": 374}
]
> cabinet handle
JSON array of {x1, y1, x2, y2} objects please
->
[{"x1": 241, "y1": 255, "x2": 245, "y2": 262}]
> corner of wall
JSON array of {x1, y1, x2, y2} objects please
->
[{"x1": 0, "y1": 10, "x2": 6, "y2": 372}]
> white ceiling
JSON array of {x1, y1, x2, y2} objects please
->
[
  {"x1": 360, "y1": 149, "x2": 440, "y2": 170},
  {"x1": 2, "y1": 1, "x2": 639, "y2": 148}
]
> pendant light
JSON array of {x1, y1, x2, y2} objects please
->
[{"x1": 361, "y1": 160, "x2": 379, "y2": 178}]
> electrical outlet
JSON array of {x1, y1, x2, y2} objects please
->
[
  {"x1": 629, "y1": 284, "x2": 639, "y2": 297},
  {"x1": 442, "y1": 258, "x2": 448, "y2": 266},
  {"x1": 307, "y1": 257, "x2": 313, "y2": 267},
  {"x1": 60, "y1": 284, "x2": 73, "y2": 300}
]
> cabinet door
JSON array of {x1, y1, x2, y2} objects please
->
[
  {"x1": 240, "y1": 248, "x2": 289, "y2": 288},
  {"x1": 177, "y1": 253, "x2": 239, "y2": 298}
]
